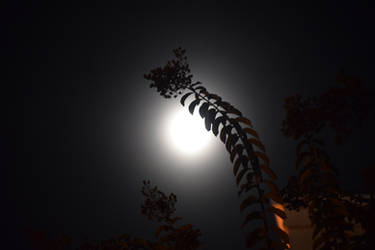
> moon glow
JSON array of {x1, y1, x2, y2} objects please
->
[{"x1": 168, "y1": 109, "x2": 211, "y2": 154}]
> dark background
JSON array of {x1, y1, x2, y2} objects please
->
[{"x1": 5, "y1": 1, "x2": 375, "y2": 249}]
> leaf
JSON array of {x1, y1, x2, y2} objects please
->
[
  {"x1": 207, "y1": 93, "x2": 221, "y2": 101},
  {"x1": 245, "y1": 227, "x2": 265, "y2": 247},
  {"x1": 204, "y1": 116, "x2": 211, "y2": 131},
  {"x1": 219, "y1": 125, "x2": 231, "y2": 143},
  {"x1": 240, "y1": 195, "x2": 258, "y2": 212},
  {"x1": 194, "y1": 86, "x2": 206, "y2": 93},
  {"x1": 180, "y1": 92, "x2": 193, "y2": 106},
  {"x1": 230, "y1": 148, "x2": 237, "y2": 163},
  {"x1": 233, "y1": 134, "x2": 239, "y2": 145},
  {"x1": 228, "y1": 106, "x2": 242, "y2": 116},
  {"x1": 241, "y1": 211, "x2": 263, "y2": 228},
  {"x1": 238, "y1": 182, "x2": 257, "y2": 196},
  {"x1": 200, "y1": 89, "x2": 208, "y2": 96},
  {"x1": 273, "y1": 226, "x2": 289, "y2": 243},
  {"x1": 199, "y1": 102, "x2": 209, "y2": 118},
  {"x1": 248, "y1": 138, "x2": 265, "y2": 152},
  {"x1": 225, "y1": 134, "x2": 233, "y2": 152},
  {"x1": 233, "y1": 156, "x2": 245, "y2": 176},
  {"x1": 188, "y1": 99, "x2": 200, "y2": 114},
  {"x1": 220, "y1": 101, "x2": 231, "y2": 109},
  {"x1": 264, "y1": 179, "x2": 279, "y2": 194},
  {"x1": 212, "y1": 116, "x2": 225, "y2": 136},
  {"x1": 264, "y1": 191, "x2": 284, "y2": 204},
  {"x1": 205, "y1": 109, "x2": 216, "y2": 131},
  {"x1": 260, "y1": 164, "x2": 277, "y2": 180},
  {"x1": 190, "y1": 81, "x2": 202, "y2": 88},
  {"x1": 236, "y1": 168, "x2": 249, "y2": 186},
  {"x1": 254, "y1": 151, "x2": 270, "y2": 166},
  {"x1": 226, "y1": 134, "x2": 238, "y2": 153},
  {"x1": 235, "y1": 117, "x2": 253, "y2": 127},
  {"x1": 269, "y1": 206, "x2": 287, "y2": 220},
  {"x1": 243, "y1": 127, "x2": 259, "y2": 138},
  {"x1": 220, "y1": 126, "x2": 226, "y2": 143},
  {"x1": 242, "y1": 156, "x2": 249, "y2": 167},
  {"x1": 230, "y1": 144, "x2": 243, "y2": 162}
]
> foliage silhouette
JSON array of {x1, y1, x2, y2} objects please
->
[
  {"x1": 144, "y1": 48, "x2": 290, "y2": 249},
  {"x1": 27, "y1": 181, "x2": 201, "y2": 250},
  {"x1": 140, "y1": 180, "x2": 202, "y2": 250},
  {"x1": 26, "y1": 48, "x2": 375, "y2": 249},
  {"x1": 280, "y1": 73, "x2": 374, "y2": 249}
]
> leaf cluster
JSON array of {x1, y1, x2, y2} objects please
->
[
  {"x1": 281, "y1": 74, "x2": 373, "y2": 144},
  {"x1": 141, "y1": 180, "x2": 202, "y2": 250},
  {"x1": 144, "y1": 48, "x2": 290, "y2": 249},
  {"x1": 144, "y1": 47, "x2": 193, "y2": 99},
  {"x1": 280, "y1": 76, "x2": 375, "y2": 249},
  {"x1": 141, "y1": 180, "x2": 177, "y2": 223},
  {"x1": 26, "y1": 181, "x2": 201, "y2": 250}
]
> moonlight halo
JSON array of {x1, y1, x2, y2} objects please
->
[{"x1": 168, "y1": 108, "x2": 211, "y2": 154}]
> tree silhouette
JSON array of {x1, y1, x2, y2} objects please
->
[
  {"x1": 280, "y1": 73, "x2": 374, "y2": 249},
  {"x1": 140, "y1": 180, "x2": 202, "y2": 250},
  {"x1": 27, "y1": 181, "x2": 201, "y2": 250},
  {"x1": 144, "y1": 48, "x2": 289, "y2": 249}
]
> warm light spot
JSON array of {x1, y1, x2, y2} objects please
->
[
  {"x1": 168, "y1": 109, "x2": 211, "y2": 154},
  {"x1": 273, "y1": 203, "x2": 289, "y2": 233},
  {"x1": 272, "y1": 202, "x2": 291, "y2": 248}
]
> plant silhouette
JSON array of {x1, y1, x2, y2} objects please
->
[
  {"x1": 26, "y1": 49, "x2": 375, "y2": 249},
  {"x1": 27, "y1": 48, "x2": 289, "y2": 250},
  {"x1": 280, "y1": 73, "x2": 375, "y2": 249},
  {"x1": 144, "y1": 48, "x2": 290, "y2": 249},
  {"x1": 27, "y1": 181, "x2": 201, "y2": 250}
]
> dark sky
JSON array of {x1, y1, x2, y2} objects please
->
[{"x1": 5, "y1": 1, "x2": 375, "y2": 249}]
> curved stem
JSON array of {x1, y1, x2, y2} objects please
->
[{"x1": 187, "y1": 87, "x2": 272, "y2": 247}]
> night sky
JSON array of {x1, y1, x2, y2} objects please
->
[{"x1": 5, "y1": 2, "x2": 375, "y2": 249}]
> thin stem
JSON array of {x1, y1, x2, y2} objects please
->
[{"x1": 188, "y1": 87, "x2": 272, "y2": 248}]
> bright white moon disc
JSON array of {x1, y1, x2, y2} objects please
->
[{"x1": 169, "y1": 109, "x2": 211, "y2": 154}]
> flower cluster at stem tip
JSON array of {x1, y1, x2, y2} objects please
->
[{"x1": 144, "y1": 47, "x2": 194, "y2": 98}]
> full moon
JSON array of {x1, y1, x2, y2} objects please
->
[{"x1": 168, "y1": 109, "x2": 211, "y2": 154}]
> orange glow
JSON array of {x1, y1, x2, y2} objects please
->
[{"x1": 272, "y1": 203, "x2": 291, "y2": 248}]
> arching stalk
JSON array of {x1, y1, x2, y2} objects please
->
[
  {"x1": 144, "y1": 48, "x2": 290, "y2": 249},
  {"x1": 187, "y1": 86, "x2": 271, "y2": 244}
]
